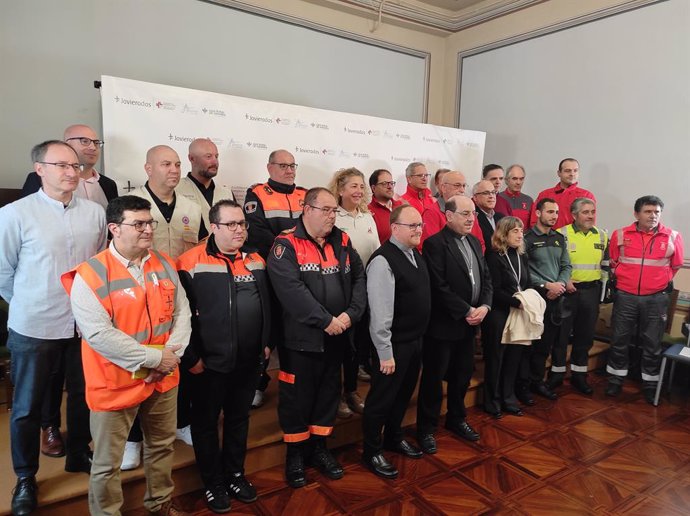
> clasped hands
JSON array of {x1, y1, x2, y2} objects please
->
[{"x1": 144, "y1": 344, "x2": 182, "y2": 384}]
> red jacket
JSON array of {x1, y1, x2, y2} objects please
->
[
  {"x1": 368, "y1": 198, "x2": 403, "y2": 243},
  {"x1": 529, "y1": 182, "x2": 595, "y2": 229},
  {"x1": 610, "y1": 222, "x2": 684, "y2": 295},
  {"x1": 494, "y1": 194, "x2": 513, "y2": 217},
  {"x1": 421, "y1": 201, "x2": 485, "y2": 252},
  {"x1": 401, "y1": 185, "x2": 436, "y2": 215}
]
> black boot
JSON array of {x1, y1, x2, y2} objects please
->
[
  {"x1": 570, "y1": 373, "x2": 593, "y2": 395},
  {"x1": 310, "y1": 439, "x2": 343, "y2": 480},
  {"x1": 285, "y1": 444, "x2": 306, "y2": 488}
]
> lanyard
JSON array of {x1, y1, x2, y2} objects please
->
[{"x1": 504, "y1": 250, "x2": 521, "y2": 291}]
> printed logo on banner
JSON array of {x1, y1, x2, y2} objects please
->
[
  {"x1": 245, "y1": 113, "x2": 274, "y2": 123},
  {"x1": 114, "y1": 96, "x2": 153, "y2": 108},
  {"x1": 294, "y1": 119, "x2": 309, "y2": 129},
  {"x1": 227, "y1": 138, "x2": 243, "y2": 150},
  {"x1": 343, "y1": 126, "x2": 367, "y2": 135},
  {"x1": 211, "y1": 138, "x2": 224, "y2": 146},
  {"x1": 202, "y1": 107, "x2": 227, "y2": 117},
  {"x1": 156, "y1": 100, "x2": 176, "y2": 111},
  {"x1": 367, "y1": 130, "x2": 380, "y2": 136},
  {"x1": 464, "y1": 141, "x2": 480, "y2": 148},
  {"x1": 246, "y1": 141, "x2": 268, "y2": 150},
  {"x1": 181, "y1": 104, "x2": 199, "y2": 115},
  {"x1": 353, "y1": 152, "x2": 370, "y2": 159},
  {"x1": 396, "y1": 133, "x2": 411, "y2": 140},
  {"x1": 168, "y1": 133, "x2": 194, "y2": 143},
  {"x1": 311, "y1": 122, "x2": 329, "y2": 130},
  {"x1": 275, "y1": 117, "x2": 290, "y2": 126},
  {"x1": 339, "y1": 150, "x2": 351, "y2": 158},
  {"x1": 294, "y1": 146, "x2": 321, "y2": 155},
  {"x1": 322, "y1": 149, "x2": 335, "y2": 156},
  {"x1": 423, "y1": 136, "x2": 441, "y2": 143},
  {"x1": 390, "y1": 155, "x2": 412, "y2": 163},
  {"x1": 383, "y1": 130, "x2": 395, "y2": 139}
]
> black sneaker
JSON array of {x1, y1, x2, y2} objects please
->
[
  {"x1": 205, "y1": 484, "x2": 231, "y2": 514},
  {"x1": 226, "y1": 472, "x2": 257, "y2": 503},
  {"x1": 12, "y1": 476, "x2": 38, "y2": 516}
]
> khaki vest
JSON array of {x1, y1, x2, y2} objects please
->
[{"x1": 176, "y1": 176, "x2": 236, "y2": 230}]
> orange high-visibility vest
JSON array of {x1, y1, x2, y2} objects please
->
[{"x1": 62, "y1": 249, "x2": 180, "y2": 411}]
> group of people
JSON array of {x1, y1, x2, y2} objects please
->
[{"x1": 0, "y1": 124, "x2": 684, "y2": 516}]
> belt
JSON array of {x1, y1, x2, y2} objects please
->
[{"x1": 574, "y1": 281, "x2": 600, "y2": 289}]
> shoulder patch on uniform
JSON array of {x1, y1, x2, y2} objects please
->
[
  {"x1": 263, "y1": 185, "x2": 273, "y2": 195},
  {"x1": 244, "y1": 201, "x2": 258, "y2": 214},
  {"x1": 273, "y1": 244, "x2": 285, "y2": 260}
]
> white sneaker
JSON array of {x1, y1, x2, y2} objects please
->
[
  {"x1": 121, "y1": 441, "x2": 142, "y2": 471},
  {"x1": 176, "y1": 425, "x2": 193, "y2": 446},
  {"x1": 251, "y1": 390, "x2": 264, "y2": 409}
]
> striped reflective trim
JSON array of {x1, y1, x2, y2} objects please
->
[
  {"x1": 278, "y1": 370, "x2": 295, "y2": 384},
  {"x1": 131, "y1": 329, "x2": 150, "y2": 343},
  {"x1": 550, "y1": 365, "x2": 567, "y2": 373},
  {"x1": 618, "y1": 256, "x2": 670, "y2": 267},
  {"x1": 572, "y1": 264, "x2": 601, "y2": 270},
  {"x1": 570, "y1": 364, "x2": 589, "y2": 373},
  {"x1": 190, "y1": 263, "x2": 227, "y2": 275},
  {"x1": 309, "y1": 425, "x2": 333, "y2": 436},
  {"x1": 88, "y1": 257, "x2": 112, "y2": 298},
  {"x1": 108, "y1": 278, "x2": 139, "y2": 293},
  {"x1": 606, "y1": 365, "x2": 627, "y2": 377},
  {"x1": 153, "y1": 321, "x2": 172, "y2": 337},
  {"x1": 641, "y1": 373, "x2": 660, "y2": 382},
  {"x1": 151, "y1": 250, "x2": 178, "y2": 287},
  {"x1": 299, "y1": 263, "x2": 320, "y2": 272},
  {"x1": 283, "y1": 431, "x2": 310, "y2": 443},
  {"x1": 245, "y1": 260, "x2": 265, "y2": 271},
  {"x1": 265, "y1": 209, "x2": 295, "y2": 219}
]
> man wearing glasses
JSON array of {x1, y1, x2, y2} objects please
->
[
  {"x1": 244, "y1": 149, "x2": 307, "y2": 408},
  {"x1": 481, "y1": 164, "x2": 513, "y2": 217},
  {"x1": 177, "y1": 200, "x2": 271, "y2": 512},
  {"x1": 420, "y1": 170, "x2": 485, "y2": 251},
  {"x1": 363, "y1": 204, "x2": 431, "y2": 479},
  {"x1": 63, "y1": 195, "x2": 191, "y2": 516},
  {"x1": 417, "y1": 195, "x2": 492, "y2": 453},
  {"x1": 22, "y1": 124, "x2": 118, "y2": 209},
  {"x1": 267, "y1": 188, "x2": 366, "y2": 488},
  {"x1": 473, "y1": 179, "x2": 506, "y2": 255},
  {"x1": 0, "y1": 140, "x2": 107, "y2": 514},
  {"x1": 401, "y1": 162, "x2": 437, "y2": 216},
  {"x1": 367, "y1": 169, "x2": 403, "y2": 243}
]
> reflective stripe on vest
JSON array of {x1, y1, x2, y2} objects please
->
[{"x1": 62, "y1": 249, "x2": 179, "y2": 411}]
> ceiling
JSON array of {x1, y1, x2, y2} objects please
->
[{"x1": 323, "y1": 0, "x2": 545, "y2": 32}]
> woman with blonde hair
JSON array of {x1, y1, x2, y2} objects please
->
[
  {"x1": 482, "y1": 216, "x2": 531, "y2": 417},
  {"x1": 328, "y1": 167, "x2": 380, "y2": 418}
]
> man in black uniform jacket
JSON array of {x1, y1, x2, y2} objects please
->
[{"x1": 417, "y1": 195, "x2": 492, "y2": 453}]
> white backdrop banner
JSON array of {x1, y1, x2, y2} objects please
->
[{"x1": 100, "y1": 75, "x2": 485, "y2": 198}]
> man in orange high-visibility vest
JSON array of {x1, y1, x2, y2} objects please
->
[{"x1": 63, "y1": 195, "x2": 192, "y2": 516}]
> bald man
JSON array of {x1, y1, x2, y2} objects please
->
[
  {"x1": 21, "y1": 124, "x2": 118, "y2": 208},
  {"x1": 176, "y1": 138, "x2": 235, "y2": 232},
  {"x1": 420, "y1": 171, "x2": 485, "y2": 251}
]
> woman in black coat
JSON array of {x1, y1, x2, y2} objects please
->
[{"x1": 482, "y1": 217, "x2": 530, "y2": 416}]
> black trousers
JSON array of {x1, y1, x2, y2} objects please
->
[
  {"x1": 559, "y1": 285, "x2": 600, "y2": 374},
  {"x1": 363, "y1": 338, "x2": 422, "y2": 457},
  {"x1": 189, "y1": 364, "x2": 258, "y2": 488},
  {"x1": 417, "y1": 334, "x2": 474, "y2": 434},
  {"x1": 528, "y1": 300, "x2": 568, "y2": 384},
  {"x1": 278, "y1": 337, "x2": 345, "y2": 443},
  {"x1": 608, "y1": 290, "x2": 668, "y2": 386},
  {"x1": 500, "y1": 344, "x2": 525, "y2": 409}
]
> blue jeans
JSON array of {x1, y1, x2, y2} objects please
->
[{"x1": 7, "y1": 329, "x2": 90, "y2": 477}]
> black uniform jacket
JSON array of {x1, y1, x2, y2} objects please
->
[{"x1": 422, "y1": 226, "x2": 493, "y2": 341}]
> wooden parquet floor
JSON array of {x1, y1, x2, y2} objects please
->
[{"x1": 126, "y1": 375, "x2": 690, "y2": 515}]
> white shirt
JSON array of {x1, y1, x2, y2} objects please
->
[{"x1": 335, "y1": 206, "x2": 381, "y2": 265}]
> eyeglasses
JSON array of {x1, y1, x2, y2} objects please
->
[
  {"x1": 65, "y1": 137, "x2": 105, "y2": 148},
  {"x1": 375, "y1": 181, "x2": 396, "y2": 188},
  {"x1": 410, "y1": 173, "x2": 431, "y2": 179},
  {"x1": 307, "y1": 205, "x2": 339, "y2": 215},
  {"x1": 475, "y1": 190, "x2": 499, "y2": 196},
  {"x1": 215, "y1": 220, "x2": 249, "y2": 231},
  {"x1": 270, "y1": 162, "x2": 298, "y2": 171},
  {"x1": 444, "y1": 182, "x2": 467, "y2": 189},
  {"x1": 393, "y1": 222, "x2": 424, "y2": 230},
  {"x1": 36, "y1": 161, "x2": 82, "y2": 172},
  {"x1": 119, "y1": 220, "x2": 158, "y2": 232},
  {"x1": 452, "y1": 210, "x2": 477, "y2": 217}
]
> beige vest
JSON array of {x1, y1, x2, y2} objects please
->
[
  {"x1": 132, "y1": 186, "x2": 202, "y2": 259},
  {"x1": 176, "y1": 176, "x2": 236, "y2": 231}
]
